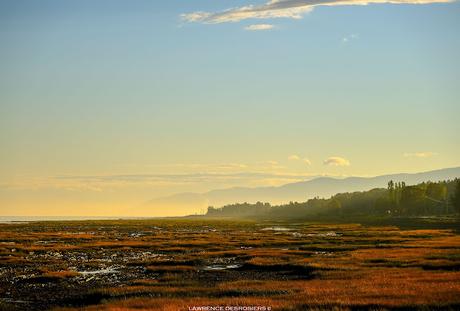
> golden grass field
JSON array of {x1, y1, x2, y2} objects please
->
[{"x1": 0, "y1": 219, "x2": 459, "y2": 310}]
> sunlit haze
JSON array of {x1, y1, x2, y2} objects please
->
[{"x1": 1, "y1": 0, "x2": 459, "y2": 217}]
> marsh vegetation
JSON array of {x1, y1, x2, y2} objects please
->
[{"x1": 0, "y1": 219, "x2": 459, "y2": 310}]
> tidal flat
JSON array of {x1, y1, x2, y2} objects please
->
[{"x1": 0, "y1": 219, "x2": 459, "y2": 310}]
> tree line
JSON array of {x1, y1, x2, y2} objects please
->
[{"x1": 206, "y1": 179, "x2": 460, "y2": 219}]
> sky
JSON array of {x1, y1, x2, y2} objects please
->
[{"x1": 1, "y1": 0, "x2": 459, "y2": 216}]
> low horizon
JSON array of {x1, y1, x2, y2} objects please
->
[{"x1": 2, "y1": 165, "x2": 459, "y2": 218}]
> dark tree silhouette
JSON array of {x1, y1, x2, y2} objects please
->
[{"x1": 450, "y1": 179, "x2": 460, "y2": 214}]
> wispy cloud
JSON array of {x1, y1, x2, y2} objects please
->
[
  {"x1": 403, "y1": 152, "x2": 438, "y2": 158},
  {"x1": 342, "y1": 33, "x2": 359, "y2": 43},
  {"x1": 245, "y1": 24, "x2": 275, "y2": 31},
  {"x1": 288, "y1": 155, "x2": 312, "y2": 165},
  {"x1": 303, "y1": 158, "x2": 312, "y2": 165},
  {"x1": 0, "y1": 172, "x2": 318, "y2": 191},
  {"x1": 288, "y1": 154, "x2": 311, "y2": 165},
  {"x1": 323, "y1": 156, "x2": 351, "y2": 166},
  {"x1": 288, "y1": 155, "x2": 301, "y2": 161},
  {"x1": 182, "y1": 0, "x2": 452, "y2": 24},
  {"x1": 55, "y1": 172, "x2": 314, "y2": 184},
  {"x1": 0, "y1": 160, "x2": 320, "y2": 192}
]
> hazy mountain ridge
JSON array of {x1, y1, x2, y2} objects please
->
[{"x1": 145, "y1": 167, "x2": 460, "y2": 213}]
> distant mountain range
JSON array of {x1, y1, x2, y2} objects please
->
[{"x1": 143, "y1": 167, "x2": 460, "y2": 214}]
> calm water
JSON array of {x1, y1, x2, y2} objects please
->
[{"x1": 0, "y1": 216, "x2": 150, "y2": 223}]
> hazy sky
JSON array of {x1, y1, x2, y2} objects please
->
[{"x1": 1, "y1": 0, "x2": 459, "y2": 216}]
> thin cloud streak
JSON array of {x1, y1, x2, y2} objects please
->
[
  {"x1": 323, "y1": 156, "x2": 351, "y2": 166},
  {"x1": 288, "y1": 155, "x2": 301, "y2": 160},
  {"x1": 288, "y1": 155, "x2": 312, "y2": 165},
  {"x1": 245, "y1": 24, "x2": 275, "y2": 30},
  {"x1": 403, "y1": 152, "x2": 438, "y2": 158},
  {"x1": 0, "y1": 172, "x2": 320, "y2": 191},
  {"x1": 182, "y1": 0, "x2": 453, "y2": 24}
]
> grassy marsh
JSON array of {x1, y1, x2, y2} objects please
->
[{"x1": 0, "y1": 219, "x2": 459, "y2": 310}]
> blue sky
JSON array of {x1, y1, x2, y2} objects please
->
[{"x1": 0, "y1": 0, "x2": 459, "y2": 216}]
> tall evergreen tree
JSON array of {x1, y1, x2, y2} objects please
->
[{"x1": 450, "y1": 179, "x2": 460, "y2": 214}]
